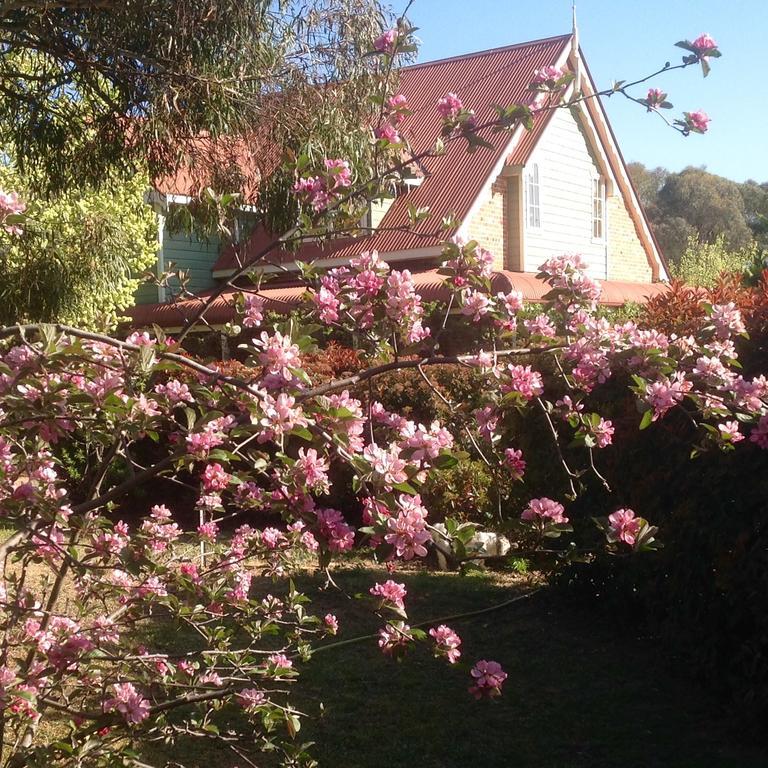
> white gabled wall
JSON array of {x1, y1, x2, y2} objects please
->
[{"x1": 523, "y1": 106, "x2": 608, "y2": 279}]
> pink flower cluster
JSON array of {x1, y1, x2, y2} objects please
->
[
  {"x1": 242, "y1": 293, "x2": 265, "y2": 328},
  {"x1": 104, "y1": 682, "x2": 150, "y2": 725},
  {"x1": 503, "y1": 364, "x2": 544, "y2": 401},
  {"x1": 504, "y1": 448, "x2": 526, "y2": 480},
  {"x1": 645, "y1": 372, "x2": 693, "y2": 421},
  {"x1": 684, "y1": 110, "x2": 710, "y2": 134},
  {"x1": 256, "y1": 331, "x2": 301, "y2": 382},
  {"x1": 530, "y1": 65, "x2": 566, "y2": 87},
  {"x1": 607, "y1": 508, "x2": 641, "y2": 546},
  {"x1": 710, "y1": 302, "x2": 745, "y2": 339},
  {"x1": 373, "y1": 28, "x2": 398, "y2": 53},
  {"x1": 398, "y1": 419, "x2": 454, "y2": 461},
  {"x1": 384, "y1": 494, "x2": 430, "y2": 560},
  {"x1": 311, "y1": 251, "x2": 429, "y2": 344},
  {"x1": 202, "y1": 462, "x2": 229, "y2": 491},
  {"x1": 0, "y1": 189, "x2": 25, "y2": 235},
  {"x1": 592, "y1": 418, "x2": 614, "y2": 448},
  {"x1": 521, "y1": 497, "x2": 568, "y2": 525},
  {"x1": 429, "y1": 625, "x2": 462, "y2": 663},
  {"x1": 293, "y1": 158, "x2": 352, "y2": 212},
  {"x1": 469, "y1": 660, "x2": 508, "y2": 699},
  {"x1": 436, "y1": 92, "x2": 463, "y2": 120},
  {"x1": 294, "y1": 447, "x2": 330, "y2": 493},
  {"x1": 315, "y1": 507, "x2": 355, "y2": 552},
  {"x1": 378, "y1": 622, "x2": 412, "y2": 656},
  {"x1": 691, "y1": 33, "x2": 718, "y2": 56},
  {"x1": 370, "y1": 580, "x2": 407, "y2": 611},
  {"x1": 645, "y1": 88, "x2": 668, "y2": 111}
]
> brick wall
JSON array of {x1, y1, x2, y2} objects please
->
[
  {"x1": 464, "y1": 178, "x2": 507, "y2": 270},
  {"x1": 606, "y1": 195, "x2": 653, "y2": 283}
]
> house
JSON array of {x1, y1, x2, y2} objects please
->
[{"x1": 129, "y1": 31, "x2": 667, "y2": 331}]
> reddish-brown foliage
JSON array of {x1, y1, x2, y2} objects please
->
[{"x1": 641, "y1": 270, "x2": 768, "y2": 337}]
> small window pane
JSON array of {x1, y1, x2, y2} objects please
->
[
  {"x1": 527, "y1": 164, "x2": 541, "y2": 229},
  {"x1": 592, "y1": 178, "x2": 605, "y2": 240}
]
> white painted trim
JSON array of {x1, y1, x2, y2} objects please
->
[
  {"x1": 157, "y1": 211, "x2": 166, "y2": 302},
  {"x1": 572, "y1": 51, "x2": 667, "y2": 280},
  {"x1": 211, "y1": 245, "x2": 444, "y2": 279}
]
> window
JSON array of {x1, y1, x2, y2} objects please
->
[
  {"x1": 525, "y1": 163, "x2": 541, "y2": 229},
  {"x1": 592, "y1": 177, "x2": 606, "y2": 240}
]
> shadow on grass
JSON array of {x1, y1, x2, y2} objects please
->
[
  {"x1": 138, "y1": 564, "x2": 765, "y2": 768},
  {"x1": 292, "y1": 566, "x2": 765, "y2": 768}
]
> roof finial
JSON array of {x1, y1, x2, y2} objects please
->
[{"x1": 571, "y1": 1, "x2": 581, "y2": 93}]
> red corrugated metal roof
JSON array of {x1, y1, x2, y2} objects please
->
[
  {"x1": 213, "y1": 35, "x2": 572, "y2": 273},
  {"x1": 126, "y1": 269, "x2": 667, "y2": 328}
]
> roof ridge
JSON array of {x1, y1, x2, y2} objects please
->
[{"x1": 402, "y1": 33, "x2": 572, "y2": 71}]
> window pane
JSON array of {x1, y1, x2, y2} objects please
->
[{"x1": 527, "y1": 164, "x2": 540, "y2": 228}]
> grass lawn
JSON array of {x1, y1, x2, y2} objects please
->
[{"x1": 285, "y1": 565, "x2": 766, "y2": 768}]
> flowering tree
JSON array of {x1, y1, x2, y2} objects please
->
[{"x1": 0, "y1": 22, "x2": 754, "y2": 768}]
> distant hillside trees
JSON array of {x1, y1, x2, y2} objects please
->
[{"x1": 628, "y1": 163, "x2": 768, "y2": 278}]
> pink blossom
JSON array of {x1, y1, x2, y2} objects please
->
[
  {"x1": 503, "y1": 448, "x2": 526, "y2": 480},
  {"x1": 607, "y1": 508, "x2": 641, "y2": 546},
  {"x1": 685, "y1": 110, "x2": 710, "y2": 133},
  {"x1": 256, "y1": 331, "x2": 301, "y2": 381},
  {"x1": 436, "y1": 92, "x2": 463, "y2": 119},
  {"x1": 375, "y1": 123, "x2": 401, "y2": 143},
  {"x1": 461, "y1": 289, "x2": 492, "y2": 321},
  {"x1": 294, "y1": 447, "x2": 330, "y2": 493},
  {"x1": 364, "y1": 442, "x2": 408, "y2": 487},
  {"x1": 242, "y1": 294, "x2": 265, "y2": 328},
  {"x1": 524, "y1": 314, "x2": 557, "y2": 338},
  {"x1": 259, "y1": 392, "x2": 308, "y2": 440},
  {"x1": 370, "y1": 580, "x2": 407, "y2": 611},
  {"x1": 266, "y1": 653, "x2": 293, "y2": 669},
  {"x1": 592, "y1": 418, "x2": 614, "y2": 448},
  {"x1": 373, "y1": 28, "x2": 398, "y2": 53},
  {"x1": 497, "y1": 290, "x2": 524, "y2": 314},
  {"x1": 521, "y1": 497, "x2": 568, "y2": 525},
  {"x1": 197, "y1": 521, "x2": 219, "y2": 541},
  {"x1": 503, "y1": 364, "x2": 544, "y2": 401},
  {"x1": 0, "y1": 190, "x2": 25, "y2": 218},
  {"x1": 719, "y1": 420, "x2": 744, "y2": 443},
  {"x1": 710, "y1": 302, "x2": 745, "y2": 338},
  {"x1": 645, "y1": 372, "x2": 692, "y2": 421},
  {"x1": 750, "y1": 415, "x2": 768, "y2": 448},
  {"x1": 202, "y1": 462, "x2": 229, "y2": 491},
  {"x1": 154, "y1": 379, "x2": 194, "y2": 404},
  {"x1": 260, "y1": 527, "x2": 286, "y2": 549},
  {"x1": 384, "y1": 495, "x2": 430, "y2": 560},
  {"x1": 531, "y1": 65, "x2": 565, "y2": 85},
  {"x1": 105, "y1": 682, "x2": 150, "y2": 725},
  {"x1": 237, "y1": 688, "x2": 266, "y2": 709},
  {"x1": 469, "y1": 660, "x2": 507, "y2": 699},
  {"x1": 691, "y1": 33, "x2": 718, "y2": 56},
  {"x1": 429, "y1": 625, "x2": 462, "y2": 664},
  {"x1": 645, "y1": 88, "x2": 668, "y2": 110},
  {"x1": 377, "y1": 623, "x2": 412, "y2": 656},
  {"x1": 324, "y1": 613, "x2": 339, "y2": 635},
  {"x1": 315, "y1": 508, "x2": 355, "y2": 552},
  {"x1": 313, "y1": 285, "x2": 340, "y2": 323}
]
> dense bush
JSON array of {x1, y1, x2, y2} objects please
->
[{"x1": 559, "y1": 273, "x2": 768, "y2": 728}]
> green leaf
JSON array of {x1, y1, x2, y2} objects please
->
[{"x1": 639, "y1": 409, "x2": 654, "y2": 430}]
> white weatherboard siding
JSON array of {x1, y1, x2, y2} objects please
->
[{"x1": 523, "y1": 107, "x2": 608, "y2": 279}]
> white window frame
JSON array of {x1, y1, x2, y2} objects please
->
[
  {"x1": 524, "y1": 162, "x2": 542, "y2": 231},
  {"x1": 591, "y1": 175, "x2": 606, "y2": 242}
]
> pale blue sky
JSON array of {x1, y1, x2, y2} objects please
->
[{"x1": 407, "y1": 0, "x2": 766, "y2": 182}]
